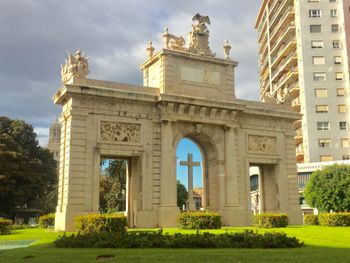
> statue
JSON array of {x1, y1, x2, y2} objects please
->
[
  {"x1": 61, "y1": 50, "x2": 89, "y2": 84},
  {"x1": 162, "y1": 28, "x2": 186, "y2": 51},
  {"x1": 187, "y1": 13, "x2": 214, "y2": 56}
]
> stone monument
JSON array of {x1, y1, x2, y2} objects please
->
[{"x1": 54, "y1": 14, "x2": 302, "y2": 231}]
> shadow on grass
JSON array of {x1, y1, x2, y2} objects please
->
[{"x1": 0, "y1": 243, "x2": 350, "y2": 263}]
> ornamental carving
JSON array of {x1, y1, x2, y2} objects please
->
[
  {"x1": 101, "y1": 121, "x2": 140, "y2": 143},
  {"x1": 188, "y1": 13, "x2": 214, "y2": 56},
  {"x1": 248, "y1": 135, "x2": 277, "y2": 154},
  {"x1": 61, "y1": 50, "x2": 89, "y2": 84}
]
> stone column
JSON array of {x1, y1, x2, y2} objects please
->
[
  {"x1": 158, "y1": 120, "x2": 179, "y2": 226},
  {"x1": 224, "y1": 126, "x2": 239, "y2": 206},
  {"x1": 160, "y1": 120, "x2": 176, "y2": 206}
]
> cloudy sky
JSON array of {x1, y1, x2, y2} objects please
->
[{"x1": 0, "y1": 0, "x2": 261, "y2": 146}]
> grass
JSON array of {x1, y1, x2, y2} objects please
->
[{"x1": 0, "y1": 226, "x2": 349, "y2": 263}]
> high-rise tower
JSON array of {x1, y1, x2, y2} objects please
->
[{"x1": 256, "y1": 0, "x2": 350, "y2": 163}]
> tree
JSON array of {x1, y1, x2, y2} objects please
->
[
  {"x1": 177, "y1": 180, "x2": 188, "y2": 209},
  {"x1": 0, "y1": 116, "x2": 57, "y2": 218},
  {"x1": 99, "y1": 159, "x2": 127, "y2": 212},
  {"x1": 304, "y1": 164, "x2": 350, "y2": 212}
]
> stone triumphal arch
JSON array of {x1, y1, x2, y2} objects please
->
[{"x1": 54, "y1": 14, "x2": 302, "y2": 231}]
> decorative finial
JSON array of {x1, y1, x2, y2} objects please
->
[
  {"x1": 61, "y1": 50, "x2": 89, "y2": 84},
  {"x1": 223, "y1": 40, "x2": 231, "y2": 60},
  {"x1": 146, "y1": 41, "x2": 155, "y2": 58}
]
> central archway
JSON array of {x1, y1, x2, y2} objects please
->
[{"x1": 173, "y1": 123, "x2": 223, "y2": 212}]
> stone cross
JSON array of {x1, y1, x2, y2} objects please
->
[{"x1": 180, "y1": 153, "x2": 200, "y2": 210}]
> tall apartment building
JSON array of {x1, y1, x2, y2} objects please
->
[{"x1": 255, "y1": 0, "x2": 350, "y2": 163}]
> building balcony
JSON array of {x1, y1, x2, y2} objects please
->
[
  {"x1": 257, "y1": 19, "x2": 268, "y2": 43},
  {"x1": 258, "y1": 38, "x2": 269, "y2": 56},
  {"x1": 260, "y1": 57, "x2": 269, "y2": 73},
  {"x1": 272, "y1": 66, "x2": 298, "y2": 93},
  {"x1": 271, "y1": 42, "x2": 296, "y2": 69},
  {"x1": 288, "y1": 82, "x2": 299, "y2": 98},
  {"x1": 296, "y1": 145, "x2": 304, "y2": 163},
  {"x1": 269, "y1": 7, "x2": 295, "y2": 41},
  {"x1": 292, "y1": 96, "x2": 301, "y2": 111},
  {"x1": 270, "y1": 26, "x2": 296, "y2": 57},
  {"x1": 271, "y1": 55, "x2": 297, "y2": 82},
  {"x1": 269, "y1": 0, "x2": 289, "y2": 26},
  {"x1": 294, "y1": 127, "x2": 303, "y2": 144},
  {"x1": 293, "y1": 119, "x2": 302, "y2": 129}
]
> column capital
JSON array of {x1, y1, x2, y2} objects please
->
[{"x1": 224, "y1": 124, "x2": 239, "y2": 132}]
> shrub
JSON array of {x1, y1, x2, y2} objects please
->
[
  {"x1": 177, "y1": 211, "x2": 222, "y2": 230},
  {"x1": 0, "y1": 217, "x2": 13, "y2": 235},
  {"x1": 318, "y1": 212, "x2": 350, "y2": 226},
  {"x1": 253, "y1": 213, "x2": 288, "y2": 228},
  {"x1": 304, "y1": 214, "x2": 319, "y2": 225},
  {"x1": 54, "y1": 230, "x2": 303, "y2": 249},
  {"x1": 75, "y1": 213, "x2": 127, "y2": 235},
  {"x1": 38, "y1": 213, "x2": 55, "y2": 228}
]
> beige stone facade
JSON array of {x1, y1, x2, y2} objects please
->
[{"x1": 54, "y1": 15, "x2": 302, "y2": 231}]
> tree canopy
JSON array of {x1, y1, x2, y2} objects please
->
[
  {"x1": 99, "y1": 159, "x2": 127, "y2": 212},
  {"x1": 0, "y1": 116, "x2": 57, "y2": 218},
  {"x1": 177, "y1": 180, "x2": 188, "y2": 209},
  {"x1": 304, "y1": 164, "x2": 350, "y2": 212}
]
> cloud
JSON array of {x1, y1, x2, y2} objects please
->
[{"x1": 0, "y1": 0, "x2": 261, "y2": 146}]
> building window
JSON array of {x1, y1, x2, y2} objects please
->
[
  {"x1": 315, "y1": 88, "x2": 328, "y2": 97},
  {"x1": 333, "y1": 40, "x2": 341, "y2": 48},
  {"x1": 334, "y1": 56, "x2": 342, "y2": 64},
  {"x1": 311, "y1": 41, "x2": 323, "y2": 48},
  {"x1": 338, "y1": 104, "x2": 347, "y2": 113},
  {"x1": 341, "y1": 139, "x2": 349, "y2": 148},
  {"x1": 330, "y1": 9, "x2": 338, "y2": 17},
  {"x1": 316, "y1": 105, "x2": 329, "y2": 113},
  {"x1": 309, "y1": 10, "x2": 321, "y2": 17},
  {"x1": 329, "y1": 0, "x2": 336, "y2": 2},
  {"x1": 313, "y1": 56, "x2": 325, "y2": 65},
  {"x1": 340, "y1": 122, "x2": 347, "y2": 130},
  {"x1": 336, "y1": 72, "x2": 343, "y2": 80},
  {"x1": 313, "y1": 72, "x2": 326, "y2": 81},
  {"x1": 320, "y1": 155, "x2": 333, "y2": 162},
  {"x1": 318, "y1": 139, "x2": 331, "y2": 148},
  {"x1": 310, "y1": 25, "x2": 322, "y2": 33},
  {"x1": 331, "y1": 24, "x2": 339, "y2": 32},
  {"x1": 317, "y1": 121, "x2": 330, "y2": 130},
  {"x1": 336, "y1": 88, "x2": 345, "y2": 96},
  {"x1": 342, "y1": 155, "x2": 350, "y2": 160}
]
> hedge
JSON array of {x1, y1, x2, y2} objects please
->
[
  {"x1": 318, "y1": 212, "x2": 350, "y2": 226},
  {"x1": 303, "y1": 214, "x2": 319, "y2": 225},
  {"x1": 75, "y1": 213, "x2": 127, "y2": 234},
  {"x1": 38, "y1": 213, "x2": 55, "y2": 228},
  {"x1": 0, "y1": 217, "x2": 13, "y2": 235},
  {"x1": 253, "y1": 213, "x2": 288, "y2": 228},
  {"x1": 177, "y1": 211, "x2": 222, "y2": 229},
  {"x1": 55, "y1": 230, "x2": 303, "y2": 249}
]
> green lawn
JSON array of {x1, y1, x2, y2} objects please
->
[{"x1": 0, "y1": 226, "x2": 349, "y2": 263}]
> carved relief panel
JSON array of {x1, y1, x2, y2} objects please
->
[
  {"x1": 247, "y1": 135, "x2": 277, "y2": 154},
  {"x1": 100, "y1": 121, "x2": 141, "y2": 143}
]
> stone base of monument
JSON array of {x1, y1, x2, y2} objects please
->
[
  {"x1": 134, "y1": 211, "x2": 158, "y2": 228},
  {"x1": 157, "y1": 206, "x2": 180, "y2": 227},
  {"x1": 55, "y1": 206, "x2": 94, "y2": 232},
  {"x1": 221, "y1": 208, "x2": 254, "y2": 226},
  {"x1": 284, "y1": 210, "x2": 303, "y2": 225}
]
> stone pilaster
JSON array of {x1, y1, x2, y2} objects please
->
[
  {"x1": 224, "y1": 126, "x2": 239, "y2": 207},
  {"x1": 158, "y1": 120, "x2": 179, "y2": 226}
]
